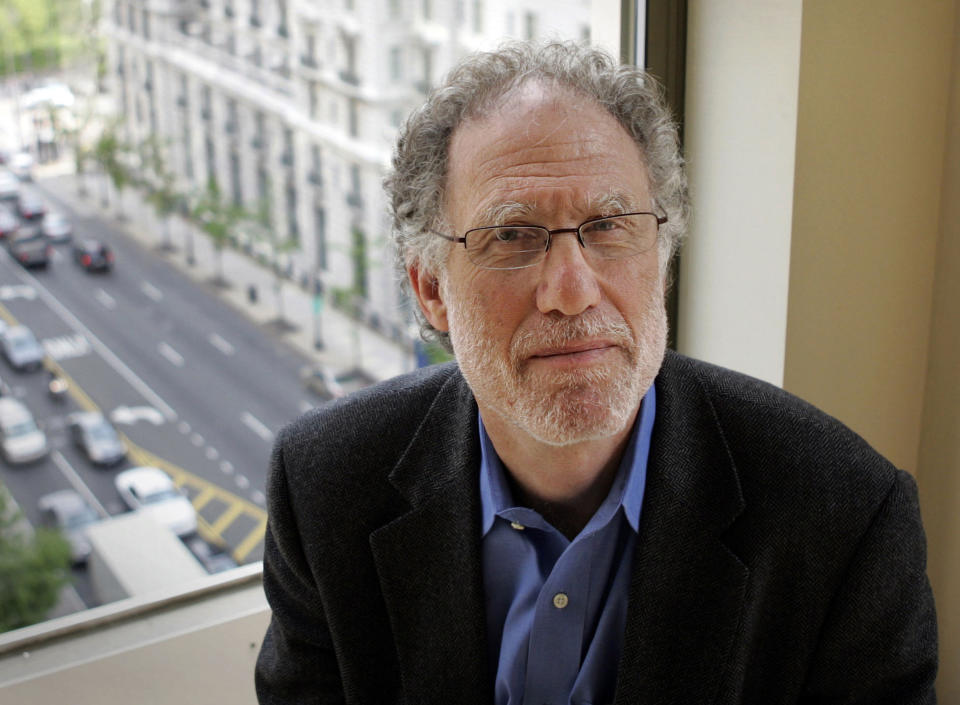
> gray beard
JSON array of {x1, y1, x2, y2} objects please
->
[{"x1": 446, "y1": 285, "x2": 667, "y2": 446}]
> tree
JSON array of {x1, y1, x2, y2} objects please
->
[
  {"x1": 141, "y1": 136, "x2": 180, "y2": 251},
  {"x1": 191, "y1": 177, "x2": 243, "y2": 286},
  {"x1": 93, "y1": 122, "x2": 131, "y2": 219},
  {"x1": 0, "y1": 487, "x2": 71, "y2": 633}
]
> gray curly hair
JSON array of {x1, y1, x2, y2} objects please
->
[{"x1": 385, "y1": 40, "x2": 688, "y2": 348}]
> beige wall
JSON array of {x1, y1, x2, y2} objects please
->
[
  {"x1": 917, "y1": 3, "x2": 960, "y2": 700},
  {"x1": 683, "y1": 0, "x2": 960, "y2": 696},
  {"x1": 783, "y1": 0, "x2": 956, "y2": 473}
]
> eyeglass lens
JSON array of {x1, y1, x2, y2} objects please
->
[{"x1": 465, "y1": 213, "x2": 659, "y2": 270}]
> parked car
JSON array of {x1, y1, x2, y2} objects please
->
[
  {"x1": 0, "y1": 325, "x2": 46, "y2": 371},
  {"x1": 0, "y1": 206, "x2": 18, "y2": 239},
  {"x1": 40, "y1": 211, "x2": 72, "y2": 243},
  {"x1": 9, "y1": 151, "x2": 33, "y2": 181},
  {"x1": 8, "y1": 228, "x2": 52, "y2": 268},
  {"x1": 0, "y1": 169, "x2": 19, "y2": 202},
  {"x1": 184, "y1": 536, "x2": 238, "y2": 574},
  {"x1": 16, "y1": 193, "x2": 45, "y2": 220},
  {"x1": 37, "y1": 489, "x2": 100, "y2": 564},
  {"x1": 69, "y1": 411, "x2": 126, "y2": 466},
  {"x1": 73, "y1": 239, "x2": 114, "y2": 272},
  {"x1": 114, "y1": 466, "x2": 197, "y2": 537},
  {"x1": 0, "y1": 396, "x2": 48, "y2": 464}
]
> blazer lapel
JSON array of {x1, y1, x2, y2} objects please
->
[
  {"x1": 369, "y1": 371, "x2": 492, "y2": 705},
  {"x1": 615, "y1": 353, "x2": 750, "y2": 704}
]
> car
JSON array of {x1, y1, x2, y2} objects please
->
[
  {"x1": 299, "y1": 366, "x2": 372, "y2": 400},
  {"x1": 0, "y1": 169, "x2": 19, "y2": 202},
  {"x1": 40, "y1": 211, "x2": 72, "y2": 243},
  {"x1": 114, "y1": 466, "x2": 197, "y2": 537},
  {"x1": 37, "y1": 489, "x2": 100, "y2": 564},
  {"x1": 0, "y1": 396, "x2": 48, "y2": 464},
  {"x1": 17, "y1": 193, "x2": 45, "y2": 220},
  {"x1": 9, "y1": 152, "x2": 33, "y2": 181},
  {"x1": 184, "y1": 536, "x2": 239, "y2": 574},
  {"x1": 0, "y1": 206, "x2": 18, "y2": 239},
  {"x1": 68, "y1": 411, "x2": 126, "y2": 466},
  {"x1": 0, "y1": 325, "x2": 46, "y2": 371},
  {"x1": 73, "y1": 239, "x2": 114, "y2": 272},
  {"x1": 7, "y1": 227, "x2": 52, "y2": 268}
]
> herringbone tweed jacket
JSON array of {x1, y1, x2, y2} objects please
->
[{"x1": 256, "y1": 350, "x2": 937, "y2": 704}]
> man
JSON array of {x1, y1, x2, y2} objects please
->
[{"x1": 256, "y1": 41, "x2": 937, "y2": 704}]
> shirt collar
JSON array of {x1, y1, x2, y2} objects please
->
[{"x1": 479, "y1": 382, "x2": 656, "y2": 536}]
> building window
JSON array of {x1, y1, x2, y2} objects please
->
[
  {"x1": 348, "y1": 99, "x2": 359, "y2": 138},
  {"x1": 472, "y1": 0, "x2": 483, "y2": 33},
  {"x1": 524, "y1": 11, "x2": 536, "y2": 40},
  {"x1": 389, "y1": 47, "x2": 402, "y2": 82},
  {"x1": 309, "y1": 145, "x2": 323, "y2": 185},
  {"x1": 286, "y1": 180, "x2": 298, "y2": 243},
  {"x1": 309, "y1": 82, "x2": 319, "y2": 120},
  {"x1": 230, "y1": 150, "x2": 242, "y2": 206},
  {"x1": 277, "y1": 0, "x2": 289, "y2": 37},
  {"x1": 352, "y1": 226, "x2": 367, "y2": 298},
  {"x1": 314, "y1": 206, "x2": 327, "y2": 271},
  {"x1": 422, "y1": 0, "x2": 432, "y2": 21}
]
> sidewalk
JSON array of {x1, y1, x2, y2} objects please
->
[{"x1": 37, "y1": 166, "x2": 417, "y2": 386}]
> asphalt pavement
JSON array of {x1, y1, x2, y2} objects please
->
[{"x1": 37, "y1": 164, "x2": 417, "y2": 386}]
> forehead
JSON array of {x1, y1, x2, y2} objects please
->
[{"x1": 445, "y1": 83, "x2": 651, "y2": 226}]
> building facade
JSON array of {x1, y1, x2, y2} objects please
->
[{"x1": 103, "y1": 0, "x2": 589, "y2": 342}]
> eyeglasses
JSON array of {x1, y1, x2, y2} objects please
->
[{"x1": 433, "y1": 212, "x2": 667, "y2": 270}]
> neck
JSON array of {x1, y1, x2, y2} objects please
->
[{"x1": 481, "y1": 405, "x2": 638, "y2": 539}]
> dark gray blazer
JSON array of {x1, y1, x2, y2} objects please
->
[{"x1": 256, "y1": 351, "x2": 938, "y2": 704}]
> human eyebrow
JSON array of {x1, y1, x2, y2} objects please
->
[
  {"x1": 586, "y1": 191, "x2": 641, "y2": 216},
  {"x1": 473, "y1": 201, "x2": 536, "y2": 227}
]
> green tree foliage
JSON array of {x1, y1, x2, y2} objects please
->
[
  {"x1": 0, "y1": 0, "x2": 87, "y2": 77},
  {"x1": 93, "y1": 122, "x2": 132, "y2": 217},
  {"x1": 192, "y1": 178, "x2": 244, "y2": 285},
  {"x1": 0, "y1": 487, "x2": 71, "y2": 633}
]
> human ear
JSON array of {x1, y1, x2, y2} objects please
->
[{"x1": 407, "y1": 264, "x2": 449, "y2": 332}]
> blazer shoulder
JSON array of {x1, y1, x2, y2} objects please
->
[{"x1": 659, "y1": 351, "x2": 900, "y2": 495}]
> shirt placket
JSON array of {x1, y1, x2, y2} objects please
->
[{"x1": 522, "y1": 534, "x2": 594, "y2": 705}]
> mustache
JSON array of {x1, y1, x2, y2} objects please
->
[{"x1": 511, "y1": 310, "x2": 634, "y2": 362}]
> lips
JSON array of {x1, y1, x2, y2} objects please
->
[{"x1": 529, "y1": 340, "x2": 617, "y2": 359}]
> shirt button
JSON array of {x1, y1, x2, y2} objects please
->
[
  {"x1": 552, "y1": 592, "x2": 569, "y2": 609},
  {"x1": 510, "y1": 521, "x2": 525, "y2": 531}
]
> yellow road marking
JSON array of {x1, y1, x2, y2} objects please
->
[
  {"x1": 234, "y1": 516, "x2": 268, "y2": 562},
  {"x1": 191, "y1": 484, "x2": 218, "y2": 511},
  {"x1": 210, "y1": 502, "x2": 245, "y2": 534}
]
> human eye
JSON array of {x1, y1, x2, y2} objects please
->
[{"x1": 582, "y1": 215, "x2": 628, "y2": 237}]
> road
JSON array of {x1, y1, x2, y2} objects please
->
[{"x1": 0, "y1": 179, "x2": 331, "y2": 608}]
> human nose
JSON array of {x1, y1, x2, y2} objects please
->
[{"x1": 534, "y1": 231, "x2": 602, "y2": 316}]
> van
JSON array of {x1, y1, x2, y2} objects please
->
[{"x1": 0, "y1": 397, "x2": 48, "y2": 464}]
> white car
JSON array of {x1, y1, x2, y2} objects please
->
[
  {"x1": 40, "y1": 211, "x2": 73, "y2": 243},
  {"x1": 0, "y1": 325, "x2": 46, "y2": 372},
  {"x1": 114, "y1": 466, "x2": 198, "y2": 537},
  {"x1": 9, "y1": 151, "x2": 33, "y2": 181},
  {"x1": 0, "y1": 397, "x2": 48, "y2": 464}
]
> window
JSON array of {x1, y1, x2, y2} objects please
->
[
  {"x1": 472, "y1": 0, "x2": 483, "y2": 33},
  {"x1": 390, "y1": 47, "x2": 402, "y2": 82},
  {"x1": 314, "y1": 206, "x2": 327, "y2": 270},
  {"x1": 524, "y1": 11, "x2": 537, "y2": 40},
  {"x1": 348, "y1": 99, "x2": 359, "y2": 138}
]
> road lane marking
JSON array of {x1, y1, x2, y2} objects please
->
[
  {"x1": 157, "y1": 341, "x2": 184, "y2": 367},
  {"x1": 50, "y1": 451, "x2": 110, "y2": 519},
  {"x1": 178, "y1": 421, "x2": 191, "y2": 434},
  {"x1": 205, "y1": 446, "x2": 219, "y2": 460},
  {"x1": 95, "y1": 288, "x2": 116, "y2": 310},
  {"x1": 190, "y1": 433, "x2": 204, "y2": 447},
  {"x1": 241, "y1": 411, "x2": 273, "y2": 442},
  {"x1": 235, "y1": 475, "x2": 250, "y2": 490},
  {"x1": 42, "y1": 333, "x2": 92, "y2": 361},
  {"x1": 192, "y1": 485, "x2": 218, "y2": 512},
  {"x1": 0, "y1": 284, "x2": 36, "y2": 300},
  {"x1": 208, "y1": 333, "x2": 235, "y2": 356},
  {"x1": 252, "y1": 490, "x2": 266, "y2": 506},
  {"x1": 141, "y1": 281, "x2": 163, "y2": 302},
  {"x1": 0, "y1": 253, "x2": 178, "y2": 420},
  {"x1": 235, "y1": 517, "x2": 268, "y2": 561},
  {"x1": 210, "y1": 503, "x2": 245, "y2": 534},
  {"x1": 220, "y1": 460, "x2": 234, "y2": 474}
]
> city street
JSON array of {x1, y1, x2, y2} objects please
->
[{"x1": 0, "y1": 177, "x2": 339, "y2": 609}]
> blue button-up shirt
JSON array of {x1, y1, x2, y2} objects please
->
[{"x1": 480, "y1": 384, "x2": 656, "y2": 705}]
